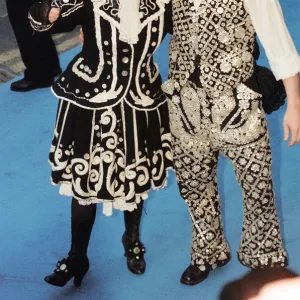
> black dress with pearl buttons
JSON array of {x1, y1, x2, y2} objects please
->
[{"x1": 29, "y1": 0, "x2": 173, "y2": 214}]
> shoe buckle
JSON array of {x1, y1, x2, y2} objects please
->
[{"x1": 133, "y1": 247, "x2": 141, "y2": 254}]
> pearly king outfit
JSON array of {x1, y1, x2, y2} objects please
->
[
  {"x1": 29, "y1": 0, "x2": 173, "y2": 287},
  {"x1": 163, "y1": 0, "x2": 300, "y2": 282}
]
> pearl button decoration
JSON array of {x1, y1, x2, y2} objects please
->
[
  {"x1": 60, "y1": 264, "x2": 67, "y2": 270},
  {"x1": 217, "y1": 7, "x2": 224, "y2": 14}
]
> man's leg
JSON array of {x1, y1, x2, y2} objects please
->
[
  {"x1": 167, "y1": 82, "x2": 231, "y2": 285},
  {"x1": 6, "y1": 0, "x2": 61, "y2": 91},
  {"x1": 122, "y1": 201, "x2": 146, "y2": 275},
  {"x1": 220, "y1": 84, "x2": 288, "y2": 269},
  {"x1": 173, "y1": 137, "x2": 231, "y2": 284}
]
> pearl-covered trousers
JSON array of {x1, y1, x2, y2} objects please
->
[{"x1": 167, "y1": 80, "x2": 288, "y2": 271}]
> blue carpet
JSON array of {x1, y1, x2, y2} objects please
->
[{"x1": 0, "y1": 2, "x2": 300, "y2": 300}]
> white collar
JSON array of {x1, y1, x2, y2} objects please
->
[{"x1": 119, "y1": 0, "x2": 141, "y2": 44}]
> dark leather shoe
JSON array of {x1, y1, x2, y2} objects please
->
[
  {"x1": 181, "y1": 253, "x2": 232, "y2": 286},
  {"x1": 180, "y1": 265, "x2": 210, "y2": 285},
  {"x1": 10, "y1": 78, "x2": 54, "y2": 92}
]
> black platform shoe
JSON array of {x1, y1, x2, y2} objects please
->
[
  {"x1": 122, "y1": 233, "x2": 146, "y2": 275},
  {"x1": 181, "y1": 254, "x2": 231, "y2": 286},
  {"x1": 44, "y1": 255, "x2": 89, "y2": 287}
]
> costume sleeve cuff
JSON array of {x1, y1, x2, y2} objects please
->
[{"x1": 269, "y1": 52, "x2": 300, "y2": 80}]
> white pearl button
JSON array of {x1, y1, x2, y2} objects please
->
[{"x1": 217, "y1": 7, "x2": 224, "y2": 14}]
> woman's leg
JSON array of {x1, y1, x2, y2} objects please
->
[
  {"x1": 70, "y1": 198, "x2": 97, "y2": 256},
  {"x1": 122, "y1": 201, "x2": 146, "y2": 274},
  {"x1": 44, "y1": 198, "x2": 96, "y2": 287},
  {"x1": 123, "y1": 201, "x2": 143, "y2": 241}
]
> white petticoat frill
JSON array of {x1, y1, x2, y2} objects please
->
[{"x1": 51, "y1": 168, "x2": 171, "y2": 217}]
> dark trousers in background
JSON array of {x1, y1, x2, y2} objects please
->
[{"x1": 6, "y1": 0, "x2": 60, "y2": 83}]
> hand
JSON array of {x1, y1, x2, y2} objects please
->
[
  {"x1": 248, "y1": 277, "x2": 300, "y2": 300},
  {"x1": 48, "y1": 8, "x2": 60, "y2": 23},
  {"x1": 80, "y1": 28, "x2": 84, "y2": 45},
  {"x1": 283, "y1": 100, "x2": 300, "y2": 146}
]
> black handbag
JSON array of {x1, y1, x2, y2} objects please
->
[
  {"x1": 254, "y1": 64, "x2": 286, "y2": 115},
  {"x1": 252, "y1": 38, "x2": 286, "y2": 115}
]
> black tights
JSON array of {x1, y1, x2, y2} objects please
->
[
  {"x1": 70, "y1": 199, "x2": 96, "y2": 256},
  {"x1": 70, "y1": 198, "x2": 144, "y2": 256}
]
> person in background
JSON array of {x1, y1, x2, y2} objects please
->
[
  {"x1": 6, "y1": 0, "x2": 62, "y2": 92},
  {"x1": 249, "y1": 276, "x2": 300, "y2": 300},
  {"x1": 219, "y1": 267, "x2": 299, "y2": 300}
]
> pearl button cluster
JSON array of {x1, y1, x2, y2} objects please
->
[{"x1": 79, "y1": 64, "x2": 92, "y2": 75}]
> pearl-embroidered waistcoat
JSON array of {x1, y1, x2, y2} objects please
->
[{"x1": 169, "y1": 0, "x2": 256, "y2": 97}]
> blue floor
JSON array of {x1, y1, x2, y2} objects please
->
[{"x1": 1, "y1": 2, "x2": 300, "y2": 300}]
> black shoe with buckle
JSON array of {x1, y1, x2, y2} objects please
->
[
  {"x1": 122, "y1": 233, "x2": 146, "y2": 275},
  {"x1": 44, "y1": 255, "x2": 89, "y2": 287}
]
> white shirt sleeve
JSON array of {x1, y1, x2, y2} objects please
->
[{"x1": 244, "y1": 0, "x2": 300, "y2": 80}]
